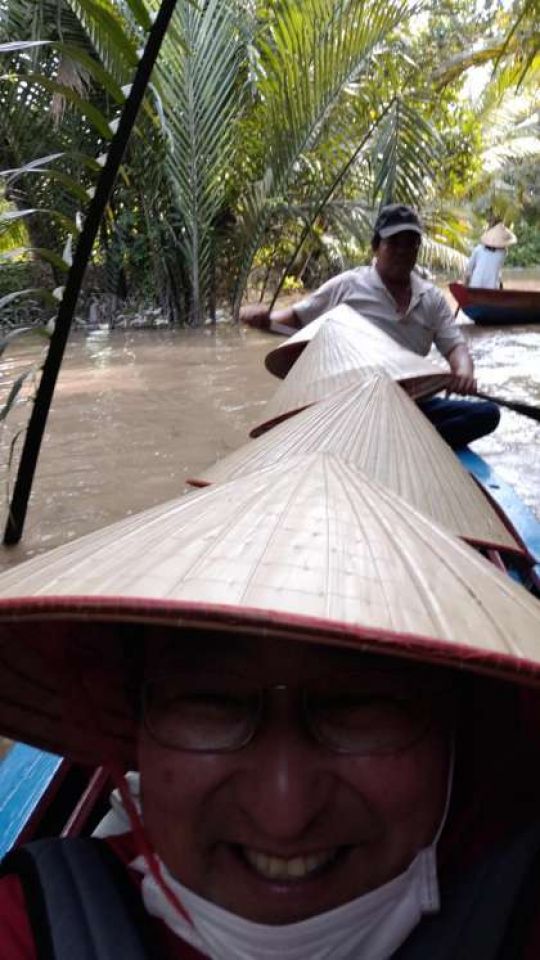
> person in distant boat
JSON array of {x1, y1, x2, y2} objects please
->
[
  {"x1": 464, "y1": 222, "x2": 517, "y2": 290},
  {"x1": 241, "y1": 204, "x2": 500, "y2": 448}
]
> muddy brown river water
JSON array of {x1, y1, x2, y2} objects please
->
[{"x1": 0, "y1": 279, "x2": 538, "y2": 574}]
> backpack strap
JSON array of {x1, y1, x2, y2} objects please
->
[
  {"x1": 1, "y1": 837, "x2": 157, "y2": 960},
  {"x1": 395, "y1": 820, "x2": 540, "y2": 960}
]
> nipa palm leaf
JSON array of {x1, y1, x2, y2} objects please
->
[
  {"x1": 232, "y1": 0, "x2": 419, "y2": 311},
  {"x1": 156, "y1": 0, "x2": 248, "y2": 324}
]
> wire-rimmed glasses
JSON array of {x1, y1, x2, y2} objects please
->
[{"x1": 142, "y1": 669, "x2": 451, "y2": 755}]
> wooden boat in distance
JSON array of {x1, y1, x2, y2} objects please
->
[{"x1": 450, "y1": 282, "x2": 540, "y2": 326}]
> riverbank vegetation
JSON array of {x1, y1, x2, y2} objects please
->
[{"x1": 1, "y1": 0, "x2": 538, "y2": 327}]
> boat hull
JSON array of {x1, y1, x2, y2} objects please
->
[{"x1": 450, "y1": 282, "x2": 540, "y2": 326}]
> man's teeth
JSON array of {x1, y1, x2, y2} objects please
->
[{"x1": 243, "y1": 848, "x2": 337, "y2": 880}]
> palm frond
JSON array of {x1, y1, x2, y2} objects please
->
[
  {"x1": 233, "y1": 0, "x2": 419, "y2": 311},
  {"x1": 369, "y1": 96, "x2": 441, "y2": 207},
  {"x1": 156, "y1": 0, "x2": 249, "y2": 323},
  {"x1": 494, "y1": 0, "x2": 540, "y2": 86},
  {"x1": 433, "y1": 39, "x2": 505, "y2": 87},
  {"x1": 420, "y1": 235, "x2": 468, "y2": 274},
  {"x1": 65, "y1": 0, "x2": 140, "y2": 79}
]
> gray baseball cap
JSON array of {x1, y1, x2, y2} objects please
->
[{"x1": 374, "y1": 204, "x2": 423, "y2": 239}]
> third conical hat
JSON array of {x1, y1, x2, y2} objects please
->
[
  {"x1": 190, "y1": 377, "x2": 521, "y2": 554},
  {"x1": 252, "y1": 307, "x2": 450, "y2": 436}
]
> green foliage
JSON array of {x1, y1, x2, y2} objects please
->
[
  {"x1": 0, "y1": 0, "x2": 537, "y2": 327},
  {"x1": 156, "y1": 0, "x2": 249, "y2": 323},
  {"x1": 506, "y1": 221, "x2": 540, "y2": 267},
  {"x1": 232, "y1": 0, "x2": 425, "y2": 312},
  {"x1": 0, "y1": 261, "x2": 37, "y2": 298},
  {"x1": 282, "y1": 275, "x2": 304, "y2": 293}
]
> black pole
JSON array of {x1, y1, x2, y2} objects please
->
[
  {"x1": 475, "y1": 390, "x2": 540, "y2": 423},
  {"x1": 4, "y1": 0, "x2": 179, "y2": 545}
]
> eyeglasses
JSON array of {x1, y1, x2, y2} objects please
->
[{"x1": 142, "y1": 671, "x2": 450, "y2": 755}]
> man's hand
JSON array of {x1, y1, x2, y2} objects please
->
[
  {"x1": 239, "y1": 303, "x2": 271, "y2": 330},
  {"x1": 446, "y1": 344, "x2": 477, "y2": 395},
  {"x1": 240, "y1": 303, "x2": 301, "y2": 336}
]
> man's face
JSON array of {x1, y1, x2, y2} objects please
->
[
  {"x1": 138, "y1": 634, "x2": 451, "y2": 924},
  {"x1": 376, "y1": 230, "x2": 422, "y2": 283}
]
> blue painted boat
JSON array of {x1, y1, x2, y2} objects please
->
[
  {"x1": 0, "y1": 745, "x2": 63, "y2": 859},
  {"x1": 457, "y1": 449, "x2": 540, "y2": 594},
  {"x1": 0, "y1": 746, "x2": 109, "y2": 858}
]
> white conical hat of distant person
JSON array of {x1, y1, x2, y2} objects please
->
[
  {"x1": 0, "y1": 452, "x2": 539, "y2": 765},
  {"x1": 264, "y1": 304, "x2": 451, "y2": 382},
  {"x1": 252, "y1": 307, "x2": 450, "y2": 436},
  {"x1": 189, "y1": 377, "x2": 521, "y2": 555},
  {"x1": 480, "y1": 223, "x2": 517, "y2": 249}
]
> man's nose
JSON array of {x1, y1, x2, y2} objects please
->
[{"x1": 234, "y1": 708, "x2": 336, "y2": 841}]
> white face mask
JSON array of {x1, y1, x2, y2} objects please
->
[
  {"x1": 96, "y1": 760, "x2": 453, "y2": 960},
  {"x1": 132, "y1": 845, "x2": 439, "y2": 960}
]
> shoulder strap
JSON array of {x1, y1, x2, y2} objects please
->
[
  {"x1": 1, "y1": 837, "x2": 157, "y2": 960},
  {"x1": 395, "y1": 820, "x2": 540, "y2": 960}
]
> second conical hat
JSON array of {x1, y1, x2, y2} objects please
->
[
  {"x1": 252, "y1": 308, "x2": 450, "y2": 436},
  {"x1": 189, "y1": 377, "x2": 521, "y2": 554},
  {"x1": 265, "y1": 304, "x2": 450, "y2": 381}
]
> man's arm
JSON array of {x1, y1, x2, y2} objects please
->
[
  {"x1": 240, "y1": 273, "x2": 349, "y2": 334},
  {"x1": 239, "y1": 303, "x2": 301, "y2": 336},
  {"x1": 446, "y1": 343, "x2": 476, "y2": 395},
  {"x1": 431, "y1": 287, "x2": 475, "y2": 394}
]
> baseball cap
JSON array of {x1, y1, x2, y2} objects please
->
[{"x1": 374, "y1": 204, "x2": 423, "y2": 239}]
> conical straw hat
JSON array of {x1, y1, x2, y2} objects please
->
[
  {"x1": 266, "y1": 311, "x2": 335, "y2": 379},
  {"x1": 252, "y1": 309, "x2": 450, "y2": 436},
  {"x1": 0, "y1": 453, "x2": 539, "y2": 764},
  {"x1": 480, "y1": 223, "x2": 517, "y2": 249},
  {"x1": 189, "y1": 377, "x2": 521, "y2": 555},
  {"x1": 265, "y1": 304, "x2": 450, "y2": 381}
]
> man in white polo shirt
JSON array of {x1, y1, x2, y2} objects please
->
[{"x1": 242, "y1": 204, "x2": 500, "y2": 448}]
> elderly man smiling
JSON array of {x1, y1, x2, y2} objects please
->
[
  {"x1": 242, "y1": 204, "x2": 500, "y2": 449},
  {"x1": 0, "y1": 455, "x2": 540, "y2": 958},
  {"x1": 136, "y1": 634, "x2": 450, "y2": 930}
]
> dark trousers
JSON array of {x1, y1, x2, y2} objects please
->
[{"x1": 417, "y1": 397, "x2": 500, "y2": 449}]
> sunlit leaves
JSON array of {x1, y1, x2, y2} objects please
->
[
  {"x1": 232, "y1": 0, "x2": 423, "y2": 309},
  {"x1": 155, "y1": 0, "x2": 248, "y2": 323},
  {"x1": 370, "y1": 97, "x2": 441, "y2": 206}
]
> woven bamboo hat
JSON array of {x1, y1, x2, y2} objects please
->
[
  {"x1": 0, "y1": 453, "x2": 539, "y2": 766},
  {"x1": 189, "y1": 376, "x2": 521, "y2": 555},
  {"x1": 252, "y1": 308, "x2": 450, "y2": 436},
  {"x1": 480, "y1": 223, "x2": 517, "y2": 249},
  {"x1": 264, "y1": 304, "x2": 450, "y2": 382},
  {"x1": 266, "y1": 313, "x2": 329, "y2": 379}
]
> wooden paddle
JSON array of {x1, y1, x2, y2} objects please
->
[{"x1": 475, "y1": 390, "x2": 540, "y2": 423}]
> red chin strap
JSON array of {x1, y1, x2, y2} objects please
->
[{"x1": 109, "y1": 762, "x2": 193, "y2": 926}]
